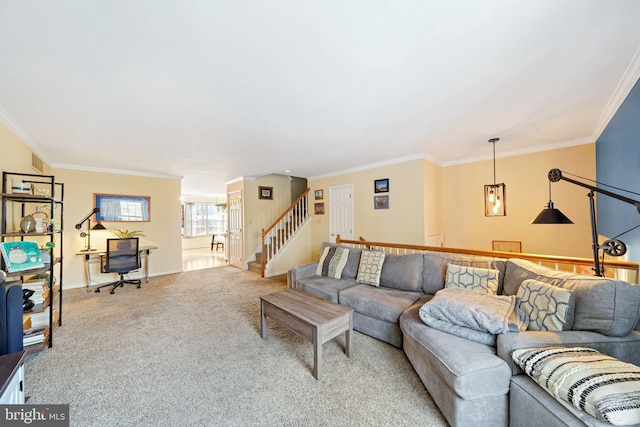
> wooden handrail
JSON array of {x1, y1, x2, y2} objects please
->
[
  {"x1": 260, "y1": 188, "x2": 311, "y2": 277},
  {"x1": 337, "y1": 236, "x2": 640, "y2": 283},
  {"x1": 262, "y1": 188, "x2": 310, "y2": 238}
]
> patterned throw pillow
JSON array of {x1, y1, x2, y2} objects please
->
[
  {"x1": 512, "y1": 346, "x2": 640, "y2": 426},
  {"x1": 516, "y1": 279, "x2": 575, "y2": 331},
  {"x1": 316, "y1": 246, "x2": 349, "y2": 279},
  {"x1": 356, "y1": 250, "x2": 386, "y2": 286},
  {"x1": 445, "y1": 264, "x2": 499, "y2": 294}
]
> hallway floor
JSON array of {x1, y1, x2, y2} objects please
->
[{"x1": 182, "y1": 247, "x2": 227, "y2": 272}]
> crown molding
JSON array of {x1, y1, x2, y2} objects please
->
[
  {"x1": 53, "y1": 163, "x2": 182, "y2": 180},
  {"x1": 0, "y1": 103, "x2": 54, "y2": 165},
  {"x1": 593, "y1": 47, "x2": 640, "y2": 140},
  {"x1": 441, "y1": 137, "x2": 593, "y2": 167}
]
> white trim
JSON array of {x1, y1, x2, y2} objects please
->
[
  {"x1": 592, "y1": 47, "x2": 640, "y2": 141},
  {"x1": 53, "y1": 163, "x2": 182, "y2": 180},
  {"x1": 0, "y1": 103, "x2": 54, "y2": 165},
  {"x1": 442, "y1": 138, "x2": 593, "y2": 167},
  {"x1": 65, "y1": 269, "x2": 182, "y2": 290},
  {"x1": 309, "y1": 153, "x2": 426, "y2": 180}
]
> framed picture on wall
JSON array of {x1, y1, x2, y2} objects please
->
[
  {"x1": 314, "y1": 203, "x2": 325, "y2": 215},
  {"x1": 315, "y1": 189, "x2": 323, "y2": 200},
  {"x1": 95, "y1": 194, "x2": 150, "y2": 222},
  {"x1": 258, "y1": 186, "x2": 273, "y2": 200},
  {"x1": 374, "y1": 195, "x2": 389, "y2": 209},
  {"x1": 374, "y1": 178, "x2": 389, "y2": 193}
]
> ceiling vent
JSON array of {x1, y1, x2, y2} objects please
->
[{"x1": 31, "y1": 152, "x2": 44, "y2": 173}]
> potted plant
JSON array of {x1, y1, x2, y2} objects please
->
[
  {"x1": 111, "y1": 230, "x2": 146, "y2": 249},
  {"x1": 111, "y1": 229, "x2": 146, "y2": 238}
]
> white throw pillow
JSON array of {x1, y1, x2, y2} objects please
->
[
  {"x1": 445, "y1": 263, "x2": 499, "y2": 294},
  {"x1": 512, "y1": 346, "x2": 640, "y2": 426},
  {"x1": 356, "y1": 250, "x2": 386, "y2": 286}
]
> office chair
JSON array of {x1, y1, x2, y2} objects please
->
[{"x1": 95, "y1": 237, "x2": 142, "y2": 294}]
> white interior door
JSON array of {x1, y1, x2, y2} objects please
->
[
  {"x1": 329, "y1": 184, "x2": 354, "y2": 243},
  {"x1": 228, "y1": 190, "x2": 243, "y2": 268}
]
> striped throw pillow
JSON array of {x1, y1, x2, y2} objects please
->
[
  {"x1": 316, "y1": 247, "x2": 349, "y2": 279},
  {"x1": 512, "y1": 346, "x2": 640, "y2": 425}
]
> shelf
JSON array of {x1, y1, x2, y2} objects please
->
[
  {"x1": 0, "y1": 231, "x2": 61, "y2": 238},
  {"x1": 2, "y1": 171, "x2": 64, "y2": 352},
  {"x1": 3, "y1": 266, "x2": 51, "y2": 278}
]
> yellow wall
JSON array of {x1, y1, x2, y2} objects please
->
[
  {"x1": 0, "y1": 122, "x2": 52, "y2": 176},
  {"x1": 442, "y1": 143, "x2": 595, "y2": 257},
  {"x1": 308, "y1": 158, "x2": 429, "y2": 258},
  {"x1": 52, "y1": 168, "x2": 183, "y2": 288},
  {"x1": 1, "y1": 121, "x2": 183, "y2": 289},
  {"x1": 238, "y1": 174, "x2": 295, "y2": 264}
]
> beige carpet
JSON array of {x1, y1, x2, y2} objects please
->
[{"x1": 24, "y1": 266, "x2": 447, "y2": 426}]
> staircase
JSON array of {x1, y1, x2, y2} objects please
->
[{"x1": 254, "y1": 188, "x2": 310, "y2": 277}]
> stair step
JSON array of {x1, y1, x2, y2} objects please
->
[{"x1": 247, "y1": 261, "x2": 261, "y2": 273}]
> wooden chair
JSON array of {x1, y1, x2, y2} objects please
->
[
  {"x1": 211, "y1": 234, "x2": 224, "y2": 251},
  {"x1": 492, "y1": 240, "x2": 522, "y2": 253}
]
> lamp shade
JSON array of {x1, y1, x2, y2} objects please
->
[
  {"x1": 530, "y1": 201, "x2": 574, "y2": 224},
  {"x1": 92, "y1": 222, "x2": 107, "y2": 230}
]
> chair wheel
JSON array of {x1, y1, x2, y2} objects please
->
[{"x1": 95, "y1": 289, "x2": 101, "y2": 293}]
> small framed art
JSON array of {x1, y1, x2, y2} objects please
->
[
  {"x1": 314, "y1": 189, "x2": 324, "y2": 200},
  {"x1": 314, "y1": 202, "x2": 325, "y2": 215},
  {"x1": 258, "y1": 186, "x2": 273, "y2": 200},
  {"x1": 374, "y1": 178, "x2": 389, "y2": 193},
  {"x1": 374, "y1": 195, "x2": 389, "y2": 209}
]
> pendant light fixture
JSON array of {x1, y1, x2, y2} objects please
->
[{"x1": 484, "y1": 137, "x2": 506, "y2": 216}]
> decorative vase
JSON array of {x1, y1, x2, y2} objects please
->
[{"x1": 20, "y1": 215, "x2": 36, "y2": 233}]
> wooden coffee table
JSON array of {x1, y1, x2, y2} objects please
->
[{"x1": 260, "y1": 289, "x2": 354, "y2": 380}]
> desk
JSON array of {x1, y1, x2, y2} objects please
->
[{"x1": 77, "y1": 245, "x2": 157, "y2": 292}]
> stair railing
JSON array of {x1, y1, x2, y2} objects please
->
[{"x1": 261, "y1": 188, "x2": 310, "y2": 277}]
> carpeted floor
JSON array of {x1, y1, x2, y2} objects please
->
[{"x1": 24, "y1": 266, "x2": 447, "y2": 426}]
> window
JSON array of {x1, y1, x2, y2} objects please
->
[
  {"x1": 95, "y1": 194, "x2": 150, "y2": 222},
  {"x1": 183, "y1": 202, "x2": 225, "y2": 237}
]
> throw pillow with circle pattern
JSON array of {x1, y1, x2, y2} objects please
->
[
  {"x1": 445, "y1": 263, "x2": 500, "y2": 294},
  {"x1": 356, "y1": 250, "x2": 386, "y2": 286}
]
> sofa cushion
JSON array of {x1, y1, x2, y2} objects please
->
[
  {"x1": 400, "y1": 305, "x2": 512, "y2": 400},
  {"x1": 512, "y1": 346, "x2": 640, "y2": 426},
  {"x1": 422, "y1": 251, "x2": 506, "y2": 295},
  {"x1": 379, "y1": 253, "x2": 423, "y2": 292},
  {"x1": 297, "y1": 276, "x2": 358, "y2": 303},
  {"x1": 504, "y1": 259, "x2": 640, "y2": 336},
  {"x1": 316, "y1": 246, "x2": 349, "y2": 279},
  {"x1": 445, "y1": 263, "x2": 500, "y2": 294},
  {"x1": 338, "y1": 284, "x2": 422, "y2": 323},
  {"x1": 356, "y1": 250, "x2": 386, "y2": 286},
  {"x1": 516, "y1": 279, "x2": 575, "y2": 331}
]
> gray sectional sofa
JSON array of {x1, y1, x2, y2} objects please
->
[{"x1": 288, "y1": 242, "x2": 640, "y2": 427}]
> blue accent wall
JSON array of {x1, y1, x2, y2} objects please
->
[{"x1": 597, "y1": 77, "x2": 640, "y2": 264}]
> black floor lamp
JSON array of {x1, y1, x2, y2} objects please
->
[{"x1": 531, "y1": 168, "x2": 640, "y2": 277}]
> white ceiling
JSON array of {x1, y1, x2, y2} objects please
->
[{"x1": 1, "y1": 1, "x2": 639, "y2": 196}]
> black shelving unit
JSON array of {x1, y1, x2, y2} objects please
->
[{"x1": 1, "y1": 172, "x2": 64, "y2": 352}]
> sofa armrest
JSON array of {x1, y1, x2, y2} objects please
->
[
  {"x1": 497, "y1": 330, "x2": 640, "y2": 374},
  {"x1": 287, "y1": 262, "x2": 318, "y2": 289}
]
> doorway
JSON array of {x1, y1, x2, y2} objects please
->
[
  {"x1": 228, "y1": 190, "x2": 243, "y2": 268},
  {"x1": 329, "y1": 184, "x2": 354, "y2": 242}
]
